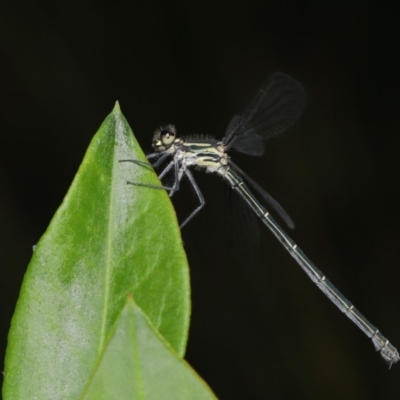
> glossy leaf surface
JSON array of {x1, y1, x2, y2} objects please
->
[
  {"x1": 81, "y1": 296, "x2": 215, "y2": 400},
  {"x1": 3, "y1": 104, "x2": 190, "y2": 399}
]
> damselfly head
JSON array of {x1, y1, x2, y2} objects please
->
[{"x1": 153, "y1": 124, "x2": 176, "y2": 151}]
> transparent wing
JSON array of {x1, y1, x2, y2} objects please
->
[
  {"x1": 224, "y1": 182, "x2": 261, "y2": 268},
  {"x1": 229, "y1": 160, "x2": 294, "y2": 229},
  {"x1": 223, "y1": 73, "x2": 307, "y2": 155}
]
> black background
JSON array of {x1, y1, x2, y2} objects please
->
[{"x1": 1, "y1": 1, "x2": 400, "y2": 399}]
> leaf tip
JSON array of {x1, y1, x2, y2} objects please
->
[
  {"x1": 126, "y1": 293, "x2": 136, "y2": 309},
  {"x1": 112, "y1": 101, "x2": 121, "y2": 113}
]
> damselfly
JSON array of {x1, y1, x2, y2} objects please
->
[{"x1": 121, "y1": 73, "x2": 399, "y2": 365}]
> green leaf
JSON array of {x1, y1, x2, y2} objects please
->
[
  {"x1": 3, "y1": 103, "x2": 190, "y2": 399},
  {"x1": 81, "y1": 295, "x2": 216, "y2": 400}
]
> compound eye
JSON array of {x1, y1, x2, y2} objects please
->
[{"x1": 160, "y1": 127, "x2": 176, "y2": 146}]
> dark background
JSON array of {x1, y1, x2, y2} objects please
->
[{"x1": 1, "y1": 1, "x2": 400, "y2": 399}]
